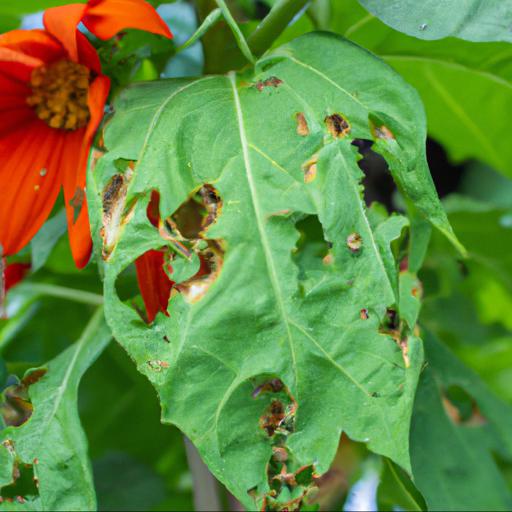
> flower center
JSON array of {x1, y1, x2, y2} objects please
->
[{"x1": 27, "y1": 60, "x2": 91, "y2": 130}]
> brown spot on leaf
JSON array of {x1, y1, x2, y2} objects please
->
[
  {"x1": 272, "y1": 447, "x2": 288, "y2": 463},
  {"x1": 175, "y1": 241, "x2": 224, "y2": 303},
  {"x1": 295, "y1": 112, "x2": 309, "y2": 136},
  {"x1": 101, "y1": 168, "x2": 135, "y2": 259},
  {"x1": 260, "y1": 400, "x2": 286, "y2": 437},
  {"x1": 347, "y1": 232, "x2": 362, "y2": 252},
  {"x1": 21, "y1": 369, "x2": 47, "y2": 387},
  {"x1": 322, "y1": 253, "x2": 334, "y2": 265},
  {"x1": 252, "y1": 378, "x2": 284, "y2": 398},
  {"x1": 399, "y1": 338, "x2": 410, "y2": 368},
  {"x1": 411, "y1": 281, "x2": 423, "y2": 299},
  {"x1": 301, "y1": 153, "x2": 318, "y2": 183},
  {"x1": 360, "y1": 308, "x2": 369, "y2": 320},
  {"x1": 147, "y1": 360, "x2": 170, "y2": 372},
  {"x1": 199, "y1": 184, "x2": 222, "y2": 232},
  {"x1": 371, "y1": 123, "x2": 395, "y2": 140},
  {"x1": 325, "y1": 113, "x2": 350, "y2": 138}
]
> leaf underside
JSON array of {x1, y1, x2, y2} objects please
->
[{"x1": 89, "y1": 32, "x2": 458, "y2": 507}]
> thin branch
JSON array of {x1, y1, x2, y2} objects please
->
[
  {"x1": 215, "y1": 0, "x2": 256, "y2": 64},
  {"x1": 184, "y1": 437, "x2": 222, "y2": 511},
  {"x1": 248, "y1": 0, "x2": 310, "y2": 57},
  {"x1": 17, "y1": 283, "x2": 104, "y2": 306}
]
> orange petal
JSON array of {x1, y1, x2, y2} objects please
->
[
  {"x1": 43, "y1": 3, "x2": 87, "y2": 62},
  {"x1": 0, "y1": 47, "x2": 43, "y2": 83},
  {"x1": 0, "y1": 29, "x2": 66, "y2": 83},
  {"x1": 135, "y1": 249, "x2": 173, "y2": 323},
  {"x1": 0, "y1": 74, "x2": 34, "y2": 138},
  {"x1": 0, "y1": 122, "x2": 65, "y2": 256},
  {"x1": 62, "y1": 75, "x2": 110, "y2": 268},
  {"x1": 76, "y1": 31, "x2": 101, "y2": 74},
  {"x1": 0, "y1": 29, "x2": 64, "y2": 62},
  {"x1": 83, "y1": 0, "x2": 173, "y2": 40}
]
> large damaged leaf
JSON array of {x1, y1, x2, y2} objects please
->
[
  {"x1": 89, "y1": 32, "x2": 458, "y2": 508},
  {"x1": 0, "y1": 309, "x2": 110, "y2": 511}
]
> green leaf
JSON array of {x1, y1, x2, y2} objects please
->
[
  {"x1": 327, "y1": 0, "x2": 512, "y2": 179},
  {"x1": 215, "y1": 0, "x2": 255, "y2": 64},
  {"x1": 0, "y1": 0, "x2": 85, "y2": 17},
  {"x1": 89, "y1": 32, "x2": 458, "y2": 507},
  {"x1": 377, "y1": 458, "x2": 425, "y2": 511},
  {"x1": 358, "y1": 0, "x2": 512, "y2": 42},
  {"x1": 410, "y1": 332, "x2": 512, "y2": 510},
  {"x1": 0, "y1": 309, "x2": 111, "y2": 511},
  {"x1": 175, "y1": 7, "x2": 222, "y2": 54},
  {"x1": 443, "y1": 196, "x2": 512, "y2": 291},
  {"x1": 30, "y1": 210, "x2": 67, "y2": 274}
]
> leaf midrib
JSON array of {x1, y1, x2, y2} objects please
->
[{"x1": 228, "y1": 72, "x2": 299, "y2": 390}]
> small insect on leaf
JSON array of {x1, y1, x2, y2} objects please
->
[{"x1": 255, "y1": 76, "x2": 283, "y2": 91}]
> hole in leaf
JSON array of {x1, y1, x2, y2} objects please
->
[
  {"x1": 0, "y1": 369, "x2": 47, "y2": 427},
  {"x1": 352, "y1": 139, "x2": 395, "y2": 211},
  {"x1": 442, "y1": 385, "x2": 486, "y2": 426},
  {"x1": 117, "y1": 185, "x2": 226, "y2": 322},
  {"x1": 0, "y1": 442, "x2": 39, "y2": 502},
  {"x1": 293, "y1": 216, "x2": 332, "y2": 277}
]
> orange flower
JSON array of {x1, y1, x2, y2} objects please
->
[{"x1": 0, "y1": 0, "x2": 172, "y2": 269}]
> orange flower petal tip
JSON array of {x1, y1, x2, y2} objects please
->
[{"x1": 84, "y1": 0, "x2": 173, "y2": 40}]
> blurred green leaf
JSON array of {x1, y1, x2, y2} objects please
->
[
  {"x1": 325, "y1": 0, "x2": 512, "y2": 178},
  {"x1": 0, "y1": 308, "x2": 110, "y2": 511},
  {"x1": 0, "y1": 0, "x2": 85, "y2": 17},
  {"x1": 79, "y1": 341, "x2": 193, "y2": 511},
  {"x1": 358, "y1": 0, "x2": 512, "y2": 42},
  {"x1": 410, "y1": 332, "x2": 512, "y2": 510},
  {"x1": 30, "y1": 210, "x2": 67, "y2": 274},
  {"x1": 377, "y1": 458, "x2": 425, "y2": 511}
]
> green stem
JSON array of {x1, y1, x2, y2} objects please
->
[
  {"x1": 18, "y1": 283, "x2": 104, "y2": 306},
  {"x1": 184, "y1": 437, "x2": 221, "y2": 511},
  {"x1": 176, "y1": 7, "x2": 223, "y2": 54},
  {"x1": 248, "y1": 0, "x2": 310, "y2": 56},
  {"x1": 215, "y1": 0, "x2": 256, "y2": 64}
]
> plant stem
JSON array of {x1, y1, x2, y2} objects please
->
[
  {"x1": 248, "y1": 0, "x2": 310, "y2": 56},
  {"x1": 184, "y1": 437, "x2": 222, "y2": 511},
  {"x1": 18, "y1": 283, "x2": 104, "y2": 306},
  {"x1": 215, "y1": 0, "x2": 256, "y2": 64},
  {"x1": 176, "y1": 7, "x2": 223, "y2": 54}
]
